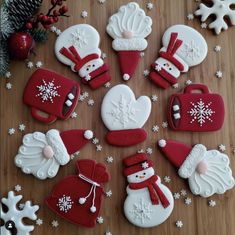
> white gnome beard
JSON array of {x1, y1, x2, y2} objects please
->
[
  {"x1": 127, "y1": 168, "x2": 155, "y2": 183},
  {"x1": 79, "y1": 58, "x2": 104, "y2": 77},
  {"x1": 187, "y1": 150, "x2": 235, "y2": 197}
]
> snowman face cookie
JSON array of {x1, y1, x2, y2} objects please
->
[
  {"x1": 127, "y1": 168, "x2": 155, "y2": 183},
  {"x1": 79, "y1": 58, "x2": 104, "y2": 77}
]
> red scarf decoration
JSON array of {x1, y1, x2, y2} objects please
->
[{"x1": 129, "y1": 175, "x2": 170, "y2": 208}]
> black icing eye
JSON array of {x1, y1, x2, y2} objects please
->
[
  {"x1": 92, "y1": 64, "x2": 95, "y2": 67},
  {"x1": 163, "y1": 63, "x2": 166, "y2": 66},
  {"x1": 143, "y1": 172, "x2": 146, "y2": 175},
  {"x1": 135, "y1": 175, "x2": 138, "y2": 178},
  {"x1": 86, "y1": 68, "x2": 89, "y2": 71},
  {"x1": 169, "y1": 68, "x2": 172, "y2": 71}
]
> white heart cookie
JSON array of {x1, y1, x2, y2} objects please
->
[{"x1": 101, "y1": 84, "x2": 151, "y2": 131}]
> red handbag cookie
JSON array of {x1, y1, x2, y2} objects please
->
[
  {"x1": 23, "y1": 68, "x2": 80, "y2": 124},
  {"x1": 168, "y1": 84, "x2": 224, "y2": 132},
  {"x1": 45, "y1": 159, "x2": 110, "y2": 228}
]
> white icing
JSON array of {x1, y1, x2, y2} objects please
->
[
  {"x1": 101, "y1": 84, "x2": 151, "y2": 131},
  {"x1": 127, "y1": 168, "x2": 154, "y2": 183},
  {"x1": 162, "y1": 24, "x2": 208, "y2": 67},
  {"x1": 195, "y1": 0, "x2": 235, "y2": 35},
  {"x1": 78, "y1": 58, "x2": 104, "y2": 77},
  {"x1": 112, "y1": 38, "x2": 148, "y2": 51},
  {"x1": 106, "y1": 2, "x2": 152, "y2": 50},
  {"x1": 15, "y1": 129, "x2": 70, "y2": 180},
  {"x1": 124, "y1": 177, "x2": 174, "y2": 228}
]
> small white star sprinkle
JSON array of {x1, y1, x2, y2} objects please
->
[
  {"x1": 35, "y1": 61, "x2": 43, "y2": 68},
  {"x1": 51, "y1": 220, "x2": 59, "y2": 227},
  {"x1": 140, "y1": 52, "x2": 145, "y2": 57},
  {"x1": 137, "y1": 149, "x2": 145, "y2": 153},
  {"x1": 143, "y1": 69, "x2": 150, "y2": 77},
  {"x1": 96, "y1": 145, "x2": 102, "y2": 151},
  {"x1": 27, "y1": 61, "x2": 34, "y2": 69},
  {"x1": 174, "y1": 192, "x2": 180, "y2": 200},
  {"x1": 214, "y1": 45, "x2": 221, "y2": 52},
  {"x1": 172, "y1": 83, "x2": 179, "y2": 88},
  {"x1": 92, "y1": 138, "x2": 99, "y2": 144},
  {"x1": 146, "y1": 2, "x2": 154, "y2": 10},
  {"x1": 152, "y1": 125, "x2": 159, "y2": 132},
  {"x1": 55, "y1": 29, "x2": 61, "y2": 36},
  {"x1": 101, "y1": 52, "x2": 107, "y2": 59},
  {"x1": 87, "y1": 99, "x2": 95, "y2": 106},
  {"x1": 208, "y1": 200, "x2": 216, "y2": 207},
  {"x1": 187, "y1": 13, "x2": 194, "y2": 20},
  {"x1": 97, "y1": 216, "x2": 104, "y2": 224},
  {"x1": 218, "y1": 144, "x2": 226, "y2": 152},
  {"x1": 98, "y1": 0, "x2": 106, "y2": 3},
  {"x1": 18, "y1": 124, "x2": 26, "y2": 131},
  {"x1": 201, "y1": 22, "x2": 207, "y2": 29},
  {"x1": 50, "y1": 26, "x2": 57, "y2": 32},
  {"x1": 164, "y1": 176, "x2": 171, "y2": 183},
  {"x1": 184, "y1": 197, "x2": 192, "y2": 205},
  {"x1": 81, "y1": 10, "x2": 88, "y2": 18},
  {"x1": 146, "y1": 147, "x2": 153, "y2": 155},
  {"x1": 106, "y1": 190, "x2": 112, "y2": 197},
  {"x1": 106, "y1": 156, "x2": 114, "y2": 163},
  {"x1": 5, "y1": 71, "x2": 11, "y2": 78},
  {"x1": 176, "y1": 220, "x2": 183, "y2": 228},
  {"x1": 105, "y1": 232, "x2": 112, "y2": 235},
  {"x1": 14, "y1": 185, "x2": 22, "y2": 192},
  {"x1": 162, "y1": 121, "x2": 168, "y2": 128},
  {"x1": 142, "y1": 161, "x2": 149, "y2": 169},
  {"x1": 180, "y1": 189, "x2": 187, "y2": 197},
  {"x1": 19, "y1": 203, "x2": 25, "y2": 209},
  {"x1": 185, "y1": 80, "x2": 192, "y2": 85},
  {"x1": 71, "y1": 112, "x2": 78, "y2": 119},
  {"x1": 36, "y1": 218, "x2": 43, "y2": 226},
  {"x1": 216, "y1": 70, "x2": 223, "y2": 78},
  {"x1": 8, "y1": 128, "x2": 15, "y2": 135},
  {"x1": 6, "y1": 82, "x2": 12, "y2": 89},
  {"x1": 104, "y1": 82, "x2": 111, "y2": 88},
  {"x1": 151, "y1": 95, "x2": 158, "y2": 102}
]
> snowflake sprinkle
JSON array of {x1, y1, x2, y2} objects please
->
[
  {"x1": 96, "y1": 216, "x2": 104, "y2": 224},
  {"x1": 164, "y1": 176, "x2": 171, "y2": 183},
  {"x1": 104, "y1": 82, "x2": 111, "y2": 88},
  {"x1": 8, "y1": 128, "x2": 15, "y2": 135},
  {"x1": 152, "y1": 125, "x2": 159, "y2": 132},
  {"x1": 146, "y1": 2, "x2": 154, "y2": 10},
  {"x1": 14, "y1": 185, "x2": 22, "y2": 192},
  {"x1": 180, "y1": 189, "x2": 187, "y2": 197},
  {"x1": 187, "y1": 13, "x2": 194, "y2": 20},
  {"x1": 6, "y1": 82, "x2": 12, "y2": 89},
  {"x1": 176, "y1": 220, "x2": 183, "y2": 228},
  {"x1": 51, "y1": 220, "x2": 59, "y2": 227},
  {"x1": 216, "y1": 70, "x2": 223, "y2": 78},
  {"x1": 185, "y1": 80, "x2": 192, "y2": 85},
  {"x1": 71, "y1": 112, "x2": 78, "y2": 119},
  {"x1": 98, "y1": 0, "x2": 106, "y2": 3},
  {"x1": 201, "y1": 23, "x2": 207, "y2": 29},
  {"x1": 142, "y1": 162, "x2": 149, "y2": 169},
  {"x1": 106, "y1": 190, "x2": 112, "y2": 197},
  {"x1": 106, "y1": 156, "x2": 114, "y2": 163},
  {"x1": 5, "y1": 71, "x2": 11, "y2": 78},
  {"x1": 146, "y1": 147, "x2": 153, "y2": 155},
  {"x1": 218, "y1": 144, "x2": 226, "y2": 152},
  {"x1": 214, "y1": 45, "x2": 221, "y2": 52},
  {"x1": 162, "y1": 122, "x2": 168, "y2": 128},
  {"x1": 19, "y1": 124, "x2": 26, "y2": 131},
  {"x1": 27, "y1": 61, "x2": 34, "y2": 69},
  {"x1": 172, "y1": 83, "x2": 179, "y2": 89},
  {"x1": 143, "y1": 69, "x2": 150, "y2": 77},
  {"x1": 208, "y1": 199, "x2": 216, "y2": 207},
  {"x1": 35, "y1": 61, "x2": 43, "y2": 68},
  {"x1": 174, "y1": 192, "x2": 180, "y2": 200},
  {"x1": 36, "y1": 218, "x2": 43, "y2": 226},
  {"x1": 92, "y1": 138, "x2": 99, "y2": 145},
  {"x1": 140, "y1": 52, "x2": 145, "y2": 57},
  {"x1": 57, "y1": 195, "x2": 74, "y2": 213},
  {"x1": 87, "y1": 99, "x2": 95, "y2": 106},
  {"x1": 184, "y1": 197, "x2": 192, "y2": 205},
  {"x1": 151, "y1": 95, "x2": 158, "y2": 102},
  {"x1": 96, "y1": 145, "x2": 102, "y2": 151},
  {"x1": 81, "y1": 10, "x2": 88, "y2": 18}
]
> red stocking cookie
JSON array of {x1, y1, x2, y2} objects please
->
[
  {"x1": 23, "y1": 68, "x2": 80, "y2": 124},
  {"x1": 168, "y1": 84, "x2": 225, "y2": 131},
  {"x1": 45, "y1": 159, "x2": 110, "y2": 228},
  {"x1": 55, "y1": 24, "x2": 111, "y2": 89},
  {"x1": 106, "y1": 2, "x2": 152, "y2": 81},
  {"x1": 123, "y1": 153, "x2": 174, "y2": 228},
  {"x1": 101, "y1": 84, "x2": 151, "y2": 146},
  {"x1": 148, "y1": 25, "x2": 208, "y2": 89},
  {"x1": 15, "y1": 129, "x2": 93, "y2": 180}
]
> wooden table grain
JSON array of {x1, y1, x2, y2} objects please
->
[{"x1": 1, "y1": 0, "x2": 235, "y2": 235}]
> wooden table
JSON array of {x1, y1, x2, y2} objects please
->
[{"x1": 1, "y1": 0, "x2": 235, "y2": 235}]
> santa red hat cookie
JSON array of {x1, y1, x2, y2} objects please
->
[
  {"x1": 106, "y1": 2, "x2": 152, "y2": 81},
  {"x1": 15, "y1": 129, "x2": 94, "y2": 180},
  {"x1": 55, "y1": 24, "x2": 111, "y2": 90},
  {"x1": 45, "y1": 159, "x2": 110, "y2": 228},
  {"x1": 123, "y1": 153, "x2": 174, "y2": 228},
  {"x1": 158, "y1": 139, "x2": 235, "y2": 197},
  {"x1": 101, "y1": 84, "x2": 151, "y2": 146},
  {"x1": 23, "y1": 69, "x2": 80, "y2": 124},
  {"x1": 148, "y1": 25, "x2": 208, "y2": 89},
  {"x1": 168, "y1": 84, "x2": 225, "y2": 131}
]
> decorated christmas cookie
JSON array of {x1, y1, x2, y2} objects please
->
[
  {"x1": 23, "y1": 69, "x2": 80, "y2": 124},
  {"x1": 168, "y1": 84, "x2": 225, "y2": 131},
  {"x1": 123, "y1": 153, "x2": 174, "y2": 228},
  {"x1": 45, "y1": 159, "x2": 110, "y2": 228},
  {"x1": 1, "y1": 191, "x2": 39, "y2": 235},
  {"x1": 195, "y1": 0, "x2": 235, "y2": 35},
  {"x1": 106, "y1": 2, "x2": 152, "y2": 81},
  {"x1": 148, "y1": 25, "x2": 208, "y2": 89},
  {"x1": 158, "y1": 139, "x2": 235, "y2": 197},
  {"x1": 15, "y1": 129, "x2": 93, "y2": 180},
  {"x1": 101, "y1": 84, "x2": 151, "y2": 146},
  {"x1": 55, "y1": 24, "x2": 111, "y2": 89}
]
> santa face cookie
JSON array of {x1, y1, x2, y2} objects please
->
[
  {"x1": 55, "y1": 24, "x2": 111, "y2": 89},
  {"x1": 158, "y1": 139, "x2": 235, "y2": 197},
  {"x1": 23, "y1": 69, "x2": 80, "y2": 124},
  {"x1": 123, "y1": 153, "x2": 174, "y2": 228},
  {"x1": 101, "y1": 84, "x2": 151, "y2": 146},
  {"x1": 45, "y1": 159, "x2": 110, "y2": 228},
  {"x1": 168, "y1": 84, "x2": 225, "y2": 131},
  {"x1": 106, "y1": 2, "x2": 152, "y2": 81},
  {"x1": 149, "y1": 25, "x2": 208, "y2": 89},
  {"x1": 15, "y1": 129, "x2": 93, "y2": 180}
]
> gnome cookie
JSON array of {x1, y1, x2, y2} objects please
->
[
  {"x1": 23, "y1": 69, "x2": 80, "y2": 124},
  {"x1": 101, "y1": 84, "x2": 151, "y2": 146},
  {"x1": 106, "y1": 2, "x2": 152, "y2": 81},
  {"x1": 15, "y1": 129, "x2": 93, "y2": 180},
  {"x1": 55, "y1": 24, "x2": 111, "y2": 89},
  {"x1": 148, "y1": 25, "x2": 208, "y2": 89},
  {"x1": 123, "y1": 153, "x2": 174, "y2": 228},
  {"x1": 168, "y1": 84, "x2": 225, "y2": 131},
  {"x1": 45, "y1": 159, "x2": 110, "y2": 228},
  {"x1": 158, "y1": 139, "x2": 235, "y2": 197}
]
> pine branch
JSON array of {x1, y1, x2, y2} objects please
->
[
  {"x1": 0, "y1": 40, "x2": 10, "y2": 77},
  {"x1": 28, "y1": 28, "x2": 48, "y2": 43},
  {"x1": 0, "y1": 4, "x2": 14, "y2": 39}
]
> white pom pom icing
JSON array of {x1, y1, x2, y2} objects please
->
[
  {"x1": 123, "y1": 74, "x2": 130, "y2": 81},
  {"x1": 79, "y1": 197, "x2": 86, "y2": 204},
  {"x1": 90, "y1": 206, "x2": 96, "y2": 213},
  {"x1": 158, "y1": 139, "x2": 166, "y2": 148},
  {"x1": 84, "y1": 130, "x2": 94, "y2": 140}
]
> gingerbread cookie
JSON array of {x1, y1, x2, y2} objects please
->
[
  {"x1": 158, "y1": 139, "x2": 235, "y2": 197},
  {"x1": 101, "y1": 84, "x2": 151, "y2": 146},
  {"x1": 45, "y1": 159, "x2": 110, "y2": 228},
  {"x1": 15, "y1": 129, "x2": 93, "y2": 180},
  {"x1": 55, "y1": 24, "x2": 111, "y2": 89},
  {"x1": 106, "y1": 2, "x2": 152, "y2": 81},
  {"x1": 123, "y1": 153, "x2": 174, "y2": 228},
  {"x1": 23, "y1": 68, "x2": 80, "y2": 124},
  {"x1": 168, "y1": 84, "x2": 225, "y2": 131},
  {"x1": 148, "y1": 25, "x2": 208, "y2": 89}
]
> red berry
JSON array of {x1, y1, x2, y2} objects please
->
[
  {"x1": 57, "y1": 0, "x2": 63, "y2": 6},
  {"x1": 37, "y1": 14, "x2": 44, "y2": 21},
  {"x1": 48, "y1": 17, "x2": 55, "y2": 24},
  {"x1": 26, "y1": 22, "x2": 33, "y2": 29},
  {"x1": 62, "y1": 5, "x2": 68, "y2": 13},
  {"x1": 53, "y1": 16, "x2": 58, "y2": 22},
  {"x1": 42, "y1": 15, "x2": 49, "y2": 22},
  {"x1": 53, "y1": 10, "x2": 59, "y2": 16}
]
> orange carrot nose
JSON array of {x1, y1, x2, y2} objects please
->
[{"x1": 139, "y1": 176, "x2": 145, "y2": 179}]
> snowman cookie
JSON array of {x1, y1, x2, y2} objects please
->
[
  {"x1": 55, "y1": 24, "x2": 111, "y2": 90},
  {"x1": 106, "y1": 2, "x2": 152, "y2": 81},
  {"x1": 101, "y1": 84, "x2": 151, "y2": 146},
  {"x1": 123, "y1": 153, "x2": 174, "y2": 228},
  {"x1": 15, "y1": 129, "x2": 93, "y2": 180},
  {"x1": 148, "y1": 25, "x2": 208, "y2": 89}
]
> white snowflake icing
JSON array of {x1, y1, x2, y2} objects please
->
[
  {"x1": 71, "y1": 112, "x2": 78, "y2": 119},
  {"x1": 87, "y1": 99, "x2": 95, "y2": 106},
  {"x1": 51, "y1": 220, "x2": 59, "y2": 227},
  {"x1": 146, "y1": 147, "x2": 153, "y2": 155},
  {"x1": 81, "y1": 10, "x2": 88, "y2": 18},
  {"x1": 143, "y1": 69, "x2": 150, "y2": 77},
  {"x1": 208, "y1": 199, "x2": 216, "y2": 207},
  {"x1": 8, "y1": 128, "x2": 15, "y2": 135},
  {"x1": 57, "y1": 195, "x2": 74, "y2": 213},
  {"x1": 151, "y1": 95, "x2": 158, "y2": 102},
  {"x1": 19, "y1": 124, "x2": 26, "y2": 131},
  {"x1": 129, "y1": 198, "x2": 153, "y2": 224},
  {"x1": 142, "y1": 162, "x2": 149, "y2": 169},
  {"x1": 70, "y1": 29, "x2": 88, "y2": 48},
  {"x1": 155, "y1": 64, "x2": 162, "y2": 71},
  {"x1": 35, "y1": 61, "x2": 43, "y2": 68},
  {"x1": 27, "y1": 61, "x2": 34, "y2": 69},
  {"x1": 176, "y1": 220, "x2": 183, "y2": 228},
  {"x1": 14, "y1": 185, "x2": 22, "y2": 192},
  {"x1": 218, "y1": 144, "x2": 226, "y2": 152},
  {"x1": 96, "y1": 145, "x2": 102, "y2": 151},
  {"x1": 146, "y1": 2, "x2": 154, "y2": 10},
  {"x1": 162, "y1": 121, "x2": 168, "y2": 128},
  {"x1": 187, "y1": 99, "x2": 215, "y2": 126},
  {"x1": 174, "y1": 192, "x2": 180, "y2": 200},
  {"x1": 216, "y1": 70, "x2": 223, "y2": 78},
  {"x1": 36, "y1": 79, "x2": 60, "y2": 103},
  {"x1": 36, "y1": 218, "x2": 43, "y2": 226},
  {"x1": 184, "y1": 197, "x2": 192, "y2": 205},
  {"x1": 152, "y1": 125, "x2": 159, "y2": 132},
  {"x1": 164, "y1": 176, "x2": 171, "y2": 183},
  {"x1": 106, "y1": 156, "x2": 114, "y2": 163},
  {"x1": 96, "y1": 216, "x2": 104, "y2": 224},
  {"x1": 180, "y1": 189, "x2": 187, "y2": 197},
  {"x1": 105, "y1": 190, "x2": 112, "y2": 197},
  {"x1": 181, "y1": 40, "x2": 200, "y2": 61},
  {"x1": 104, "y1": 82, "x2": 111, "y2": 88}
]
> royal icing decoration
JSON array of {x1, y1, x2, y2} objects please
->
[
  {"x1": 1, "y1": 191, "x2": 39, "y2": 235},
  {"x1": 57, "y1": 195, "x2": 74, "y2": 213},
  {"x1": 15, "y1": 129, "x2": 93, "y2": 180},
  {"x1": 55, "y1": 24, "x2": 111, "y2": 90},
  {"x1": 158, "y1": 139, "x2": 235, "y2": 197},
  {"x1": 148, "y1": 25, "x2": 207, "y2": 89},
  {"x1": 106, "y1": 2, "x2": 152, "y2": 81},
  {"x1": 123, "y1": 153, "x2": 174, "y2": 228},
  {"x1": 194, "y1": 0, "x2": 235, "y2": 35},
  {"x1": 101, "y1": 84, "x2": 151, "y2": 146}
]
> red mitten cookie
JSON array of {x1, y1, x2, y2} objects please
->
[
  {"x1": 45, "y1": 159, "x2": 110, "y2": 228},
  {"x1": 168, "y1": 84, "x2": 224, "y2": 132},
  {"x1": 23, "y1": 68, "x2": 80, "y2": 124}
]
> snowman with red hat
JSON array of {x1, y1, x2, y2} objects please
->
[{"x1": 123, "y1": 153, "x2": 174, "y2": 228}]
